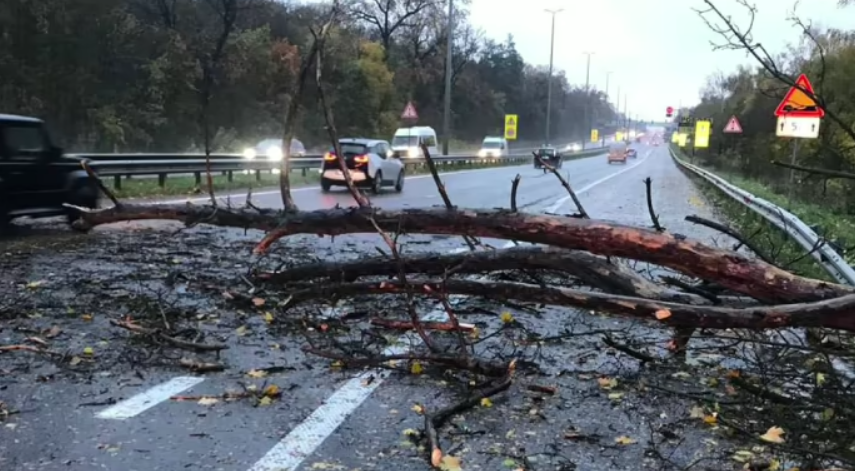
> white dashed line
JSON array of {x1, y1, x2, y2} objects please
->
[
  {"x1": 245, "y1": 147, "x2": 651, "y2": 471},
  {"x1": 95, "y1": 376, "x2": 205, "y2": 420}
]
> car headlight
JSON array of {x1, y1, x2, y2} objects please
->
[
  {"x1": 407, "y1": 147, "x2": 419, "y2": 158},
  {"x1": 267, "y1": 146, "x2": 283, "y2": 161},
  {"x1": 478, "y1": 150, "x2": 487, "y2": 157},
  {"x1": 242, "y1": 148, "x2": 256, "y2": 159}
]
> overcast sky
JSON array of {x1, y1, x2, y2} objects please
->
[{"x1": 468, "y1": 0, "x2": 855, "y2": 121}]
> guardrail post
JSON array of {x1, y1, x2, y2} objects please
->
[
  {"x1": 255, "y1": 170, "x2": 261, "y2": 182},
  {"x1": 302, "y1": 168, "x2": 307, "y2": 177},
  {"x1": 194, "y1": 172, "x2": 201, "y2": 185},
  {"x1": 158, "y1": 174, "x2": 166, "y2": 187},
  {"x1": 113, "y1": 175, "x2": 122, "y2": 190},
  {"x1": 227, "y1": 171, "x2": 233, "y2": 182}
]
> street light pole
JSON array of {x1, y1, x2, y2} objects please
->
[
  {"x1": 441, "y1": 0, "x2": 454, "y2": 155},
  {"x1": 582, "y1": 52, "x2": 593, "y2": 148},
  {"x1": 544, "y1": 8, "x2": 562, "y2": 145}
]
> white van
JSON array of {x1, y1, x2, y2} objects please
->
[
  {"x1": 391, "y1": 126, "x2": 438, "y2": 158},
  {"x1": 478, "y1": 136, "x2": 507, "y2": 157}
]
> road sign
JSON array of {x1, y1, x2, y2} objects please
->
[
  {"x1": 677, "y1": 133, "x2": 687, "y2": 147},
  {"x1": 671, "y1": 132, "x2": 679, "y2": 143},
  {"x1": 774, "y1": 74, "x2": 824, "y2": 118},
  {"x1": 504, "y1": 114, "x2": 518, "y2": 140},
  {"x1": 723, "y1": 116, "x2": 742, "y2": 133},
  {"x1": 401, "y1": 101, "x2": 418, "y2": 120},
  {"x1": 694, "y1": 120, "x2": 711, "y2": 148},
  {"x1": 616, "y1": 131, "x2": 624, "y2": 141},
  {"x1": 590, "y1": 129, "x2": 599, "y2": 142},
  {"x1": 776, "y1": 116, "x2": 820, "y2": 138}
]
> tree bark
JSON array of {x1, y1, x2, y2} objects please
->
[{"x1": 74, "y1": 204, "x2": 855, "y2": 303}]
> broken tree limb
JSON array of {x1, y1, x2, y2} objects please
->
[
  {"x1": 285, "y1": 278, "x2": 855, "y2": 332},
  {"x1": 110, "y1": 319, "x2": 228, "y2": 353},
  {"x1": 75, "y1": 204, "x2": 854, "y2": 303}
]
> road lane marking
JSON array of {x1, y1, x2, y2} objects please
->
[
  {"x1": 245, "y1": 150, "x2": 648, "y2": 470},
  {"x1": 95, "y1": 376, "x2": 205, "y2": 420}
]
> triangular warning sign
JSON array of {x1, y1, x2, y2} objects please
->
[
  {"x1": 506, "y1": 116, "x2": 516, "y2": 126},
  {"x1": 723, "y1": 116, "x2": 742, "y2": 133},
  {"x1": 775, "y1": 74, "x2": 824, "y2": 117},
  {"x1": 401, "y1": 101, "x2": 418, "y2": 120}
]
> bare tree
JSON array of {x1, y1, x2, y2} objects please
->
[{"x1": 351, "y1": 0, "x2": 439, "y2": 59}]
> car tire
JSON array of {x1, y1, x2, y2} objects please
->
[
  {"x1": 371, "y1": 172, "x2": 382, "y2": 195},
  {"x1": 321, "y1": 179, "x2": 332, "y2": 192},
  {"x1": 394, "y1": 170, "x2": 404, "y2": 193}
]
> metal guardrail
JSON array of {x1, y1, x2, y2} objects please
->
[
  {"x1": 70, "y1": 144, "x2": 610, "y2": 190},
  {"x1": 670, "y1": 146, "x2": 855, "y2": 285}
]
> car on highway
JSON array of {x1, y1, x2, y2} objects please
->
[
  {"x1": 533, "y1": 146, "x2": 562, "y2": 173},
  {"x1": 627, "y1": 148, "x2": 638, "y2": 158},
  {"x1": 478, "y1": 136, "x2": 507, "y2": 158},
  {"x1": 242, "y1": 138, "x2": 306, "y2": 161},
  {"x1": 391, "y1": 126, "x2": 438, "y2": 158},
  {"x1": 321, "y1": 138, "x2": 403, "y2": 194},
  {"x1": 564, "y1": 142, "x2": 582, "y2": 152},
  {"x1": 607, "y1": 141, "x2": 628, "y2": 164},
  {"x1": 0, "y1": 113, "x2": 99, "y2": 228}
]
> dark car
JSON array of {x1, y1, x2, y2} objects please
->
[
  {"x1": 533, "y1": 146, "x2": 562, "y2": 173},
  {"x1": 0, "y1": 114, "x2": 99, "y2": 228},
  {"x1": 627, "y1": 148, "x2": 638, "y2": 158}
]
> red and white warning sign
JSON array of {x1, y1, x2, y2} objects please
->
[
  {"x1": 723, "y1": 115, "x2": 743, "y2": 133},
  {"x1": 401, "y1": 101, "x2": 418, "y2": 120}
]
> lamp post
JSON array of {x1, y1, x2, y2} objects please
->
[
  {"x1": 441, "y1": 0, "x2": 454, "y2": 155},
  {"x1": 582, "y1": 52, "x2": 593, "y2": 148},
  {"x1": 544, "y1": 8, "x2": 563, "y2": 144}
]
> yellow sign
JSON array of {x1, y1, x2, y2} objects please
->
[
  {"x1": 677, "y1": 133, "x2": 688, "y2": 147},
  {"x1": 590, "y1": 129, "x2": 599, "y2": 142},
  {"x1": 671, "y1": 132, "x2": 679, "y2": 143},
  {"x1": 616, "y1": 131, "x2": 624, "y2": 141},
  {"x1": 504, "y1": 114, "x2": 518, "y2": 140},
  {"x1": 694, "y1": 120, "x2": 711, "y2": 148}
]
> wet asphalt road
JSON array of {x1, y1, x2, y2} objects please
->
[{"x1": 0, "y1": 143, "x2": 741, "y2": 471}]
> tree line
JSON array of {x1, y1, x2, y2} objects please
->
[
  {"x1": 687, "y1": 1, "x2": 855, "y2": 214},
  {"x1": 0, "y1": 0, "x2": 620, "y2": 153}
]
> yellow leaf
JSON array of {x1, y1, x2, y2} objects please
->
[
  {"x1": 500, "y1": 312, "x2": 514, "y2": 323},
  {"x1": 252, "y1": 297, "x2": 265, "y2": 307},
  {"x1": 689, "y1": 406, "x2": 705, "y2": 419},
  {"x1": 262, "y1": 384, "x2": 280, "y2": 397},
  {"x1": 597, "y1": 377, "x2": 617, "y2": 390},
  {"x1": 402, "y1": 428, "x2": 419, "y2": 436},
  {"x1": 263, "y1": 312, "x2": 274, "y2": 324},
  {"x1": 81, "y1": 314, "x2": 93, "y2": 321},
  {"x1": 816, "y1": 372, "x2": 826, "y2": 386},
  {"x1": 197, "y1": 397, "x2": 219, "y2": 406},
  {"x1": 410, "y1": 362, "x2": 423, "y2": 375},
  {"x1": 703, "y1": 414, "x2": 718, "y2": 425},
  {"x1": 258, "y1": 396, "x2": 273, "y2": 406},
  {"x1": 330, "y1": 360, "x2": 343, "y2": 370},
  {"x1": 438, "y1": 455, "x2": 462, "y2": 471},
  {"x1": 654, "y1": 309, "x2": 672, "y2": 320},
  {"x1": 480, "y1": 397, "x2": 493, "y2": 408},
  {"x1": 26, "y1": 280, "x2": 44, "y2": 289},
  {"x1": 768, "y1": 459, "x2": 781, "y2": 471},
  {"x1": 83, "y1": 347, "x2": 94, "y2": 356},
  {"x1": 607, "y1": 392, "x2": 624, "y2": 401},
  {"x1": 731, "y1": 450, "x2": 754, "y2": 463},
  {"x1": 246, "y1": 369, "x2": 268, "y2": 378},
  {"x1": 412, "y1": 404, "x2": 424, "y2": 414},
  {"x1": 69, "y1": 356, "x2": 82, "y2": 366},
  {"x1": 615, "y1": 436, "x2": 636, "y2": 445},
  {"x1": 235, "y1": 325, "x2": 248, "y2": 336},
  {"x1": 469, "y1": 327, "x2": 480, "y2": 339},
  {"x1": 759, "y1": 426, "x2": 785, "y2": 444}
]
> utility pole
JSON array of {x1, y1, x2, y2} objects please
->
[
  {"x1": 441, "y1": 0, "x2": 454, "y2": 155},
  {"x1": 544, "y1": 8, "x2": 563, "y2": 145},
  {"x1": 583, "y1": 52, "x2": 593, "y2": 148}
]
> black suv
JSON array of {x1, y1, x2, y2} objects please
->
[{"x1": 0, "y1": 114, "x2": 99, "y2": 227}]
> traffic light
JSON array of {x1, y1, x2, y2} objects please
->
[{"x1": 666, "y1": 106, "x2": 674, "y2": 118}]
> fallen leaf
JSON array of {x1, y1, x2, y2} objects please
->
[
  {"x1": 81, "y1": 314, "x2": 93, "y2": 321},
  {"x1": 44, "y1": 326, "x2": 62, "y2": 338},
  {"x1": 597, "y1": 377, "x2": 618, "y2": 390},
  {"x1": 615, "y1": 436, "x2": 636, "y2": 445},
  {"x1": 759, "y1": 426, "x2": 785, "y2": 444},
  {"x1": 402, "y1": 428, "x2": 419, "y2": 436},
  {"x1": 83, "y1": 347, "x2": 94, "y2": 356},
  {"x1": 501, "y1": 458, "x2": 518, "y2": 468},
  {"x1": 26, "y1": 280, "x2": 44, "y2": 289},
  {"x1": 258, "y1": 396, "x2": 273, "y2": 406},
  {"x1": 703, "y1": 414, "x2": 717, "y2": 425},
  {"x1": 310, "y1": 462, "x2": 344, "y2": 470},
  {"x1": 412, "y1": 404, "x2": 424, "y2": 414},
  {"x1": 480, "y1": 397, "x2": 493, "y2": 408},
  {"x1": 689, "y1": 406, "x2": 705, "y2": 419},
  {"x1": 816, "y1": 372, "x2": 826, "y2": 386},
  {"x1": 26, "y1": 337, "x2": 48, "y2": 347},
  {"x1": 731, "y1": 450, "x2": 754, "y2": 463},
  {"x1": 222, "y1": 291, "x2": 234, "y2": 300},
  {"x1": 263, "y1": 312, "x2": 274, "y2": 324},
  {"x1": 607, "y1": 392, "x2": 624, "y2": 401},
  {"x1": 654, "y1": 309, "x2": 672, "y2": 320},
  {"x1": 235, "y1": 325, "x2": 248, "y2": 336},
  {"x1": 69, "y1": 356, "x2": 82, "y2": 366},
  {"x1": 768, "y1": 459, "x2": 781, "y2": 471},
  {"x1": 262, "y1": 384, "x2": 281, "y2": 397},
  {"x1": 197, "y1": 397, "x2": 219, "y2": 406},
  {"x1": 438, "y1": 455, "x2": 462, "y2": 471},
  {"x1": 500, "y1": 312, "x2": 514, "y2": 323},
  {"x1": 410, "y1": 362, "x2": 423, "y2": 375},
  {"x1": 246, "y1": 369, "x2": 268, "y2": 378},
  {"x1": 319, "y1": 323, "x2": 329, "y2": 332},
  {"x1": 252, "y1": 297, "x2": 265, "y2": 307}
]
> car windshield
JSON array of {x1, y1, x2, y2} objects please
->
[
  {"x1": 392, "y1": 135, "x2": 419, "y2": 147},
  {"x1": 482, "y1": 140, "x2": 503, "y2": 149},
  {"x1": 331, "y1": 143, "x2": 367, "y2": 155},
  {"x1": 538, "y1": 148, "x2": 556, "y2": 155}
]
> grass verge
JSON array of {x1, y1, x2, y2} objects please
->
[{"x1": 107, "y1": 150, "x2": 605, "y2": 199}]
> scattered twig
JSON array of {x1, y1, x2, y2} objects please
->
[
  {"x1": 644, "y1": 177, "x2": 664, "y2": 231},
  {"x1": 111, "y1": 319, "x2": 228, "y2": 353},
  {"x1": 421, "y1": 142, "x2": 478, "y2": 251},
  {"x1": 533, "y1": 152, "x2": 589, "y2": 218},
  {"x1": 510, "y1": 174, "x2": 521, "y2": 212},
  {"x1": 685, "y1": 214, "x2": 776, "y2": 265}
]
